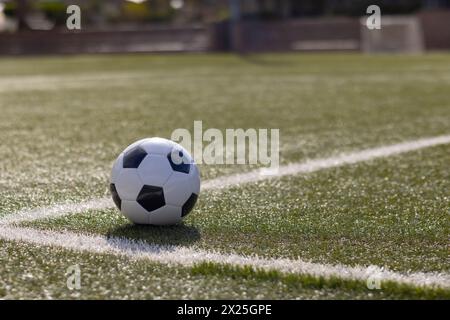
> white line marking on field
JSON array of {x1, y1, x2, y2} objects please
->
[
  {"x1": 3, "y1": 134, "x2": 450, "y2": 224},
  {"x1": 2, "y1": 198, "x2": 112, "y2": 225},
  {"x1": 202, "y1": 134, "x2": 450, "y2": 190},
  {"x1": 1, "y1": 134, "x2": 450, "y2": 289},
  {"x1": 0, "y1": 225, "x2": 449, "y2": 289}
]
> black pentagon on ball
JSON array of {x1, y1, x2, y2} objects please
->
[
  {"x1": 123, "y1": 146, "x2": 147, "y2": 168},
  {"x1": 110, "y1": 183, "x2": 121, "y2": 210},
  {"x1": 182, "y1": 193, "x2": 198, "y2": 217},
  {"x1": 137, "y1": 185, "x2": 166, "y2": 212},
  {"x1": 167, "y1": 151, "x2": 190, "y2": 174}
]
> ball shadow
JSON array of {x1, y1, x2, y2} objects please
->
[{"x1": 106, "y1": 222, "x2": 201, "y2": 247}]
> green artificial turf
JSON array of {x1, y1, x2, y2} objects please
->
[
  {"x1": 1, "y1": 54, "x2": 449, "y2": 216},
  {"x1": 23, "y1": 145, "x2": 450, "y2": 274},
  {"x1": 1, "y1": 53, "x2": 449, "y2": 299},
  {"x1": 0, "y1": 239, "x2": 448, "y2": 299}
]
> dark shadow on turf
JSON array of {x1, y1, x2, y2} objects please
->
[{"x1": 106, "y1": 223, "x2": 201, "y2": 247}]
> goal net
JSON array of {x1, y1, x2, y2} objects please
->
[{"x1": 360, "y1": 16, "x2": 424, "y2": 53}]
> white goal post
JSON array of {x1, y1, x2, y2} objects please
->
[{"x1": 360, "y1": 16, "x2": 425, "y2": 53}]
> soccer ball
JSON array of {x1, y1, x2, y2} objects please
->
[{"x1": 110, "y1": 137, "x2": 200, "y2": 225}]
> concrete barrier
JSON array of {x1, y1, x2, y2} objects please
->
[
  {"x1": 231, "y1": 18, "x2": 360, "y2": 53},
  {"x1": 419, "y1": 10, "x2": 450, "y2": 50},
  {"x1": 0, "y1": 25, "x2": 212, "y2": 55},
  {"x1": 0, "y1": 11, "x2": 449, "y2": 55}
]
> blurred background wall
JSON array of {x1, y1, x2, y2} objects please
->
[{"x1": 0, "y1": 0, "x2": 449, "y2": 54}]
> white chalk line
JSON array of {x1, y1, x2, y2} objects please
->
[
  {"x1": 1, "y1": 134, "x2": 450, "y2": 289},
  {"x1": 1, "y1": 225, "x2": 449, "y2": 289},
  {"x1": 202, "y1": 134, "x2": 450, "y2": 190},
  {"x1": 1, "y1": 198, "x2": 113, "y2": 225}
]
